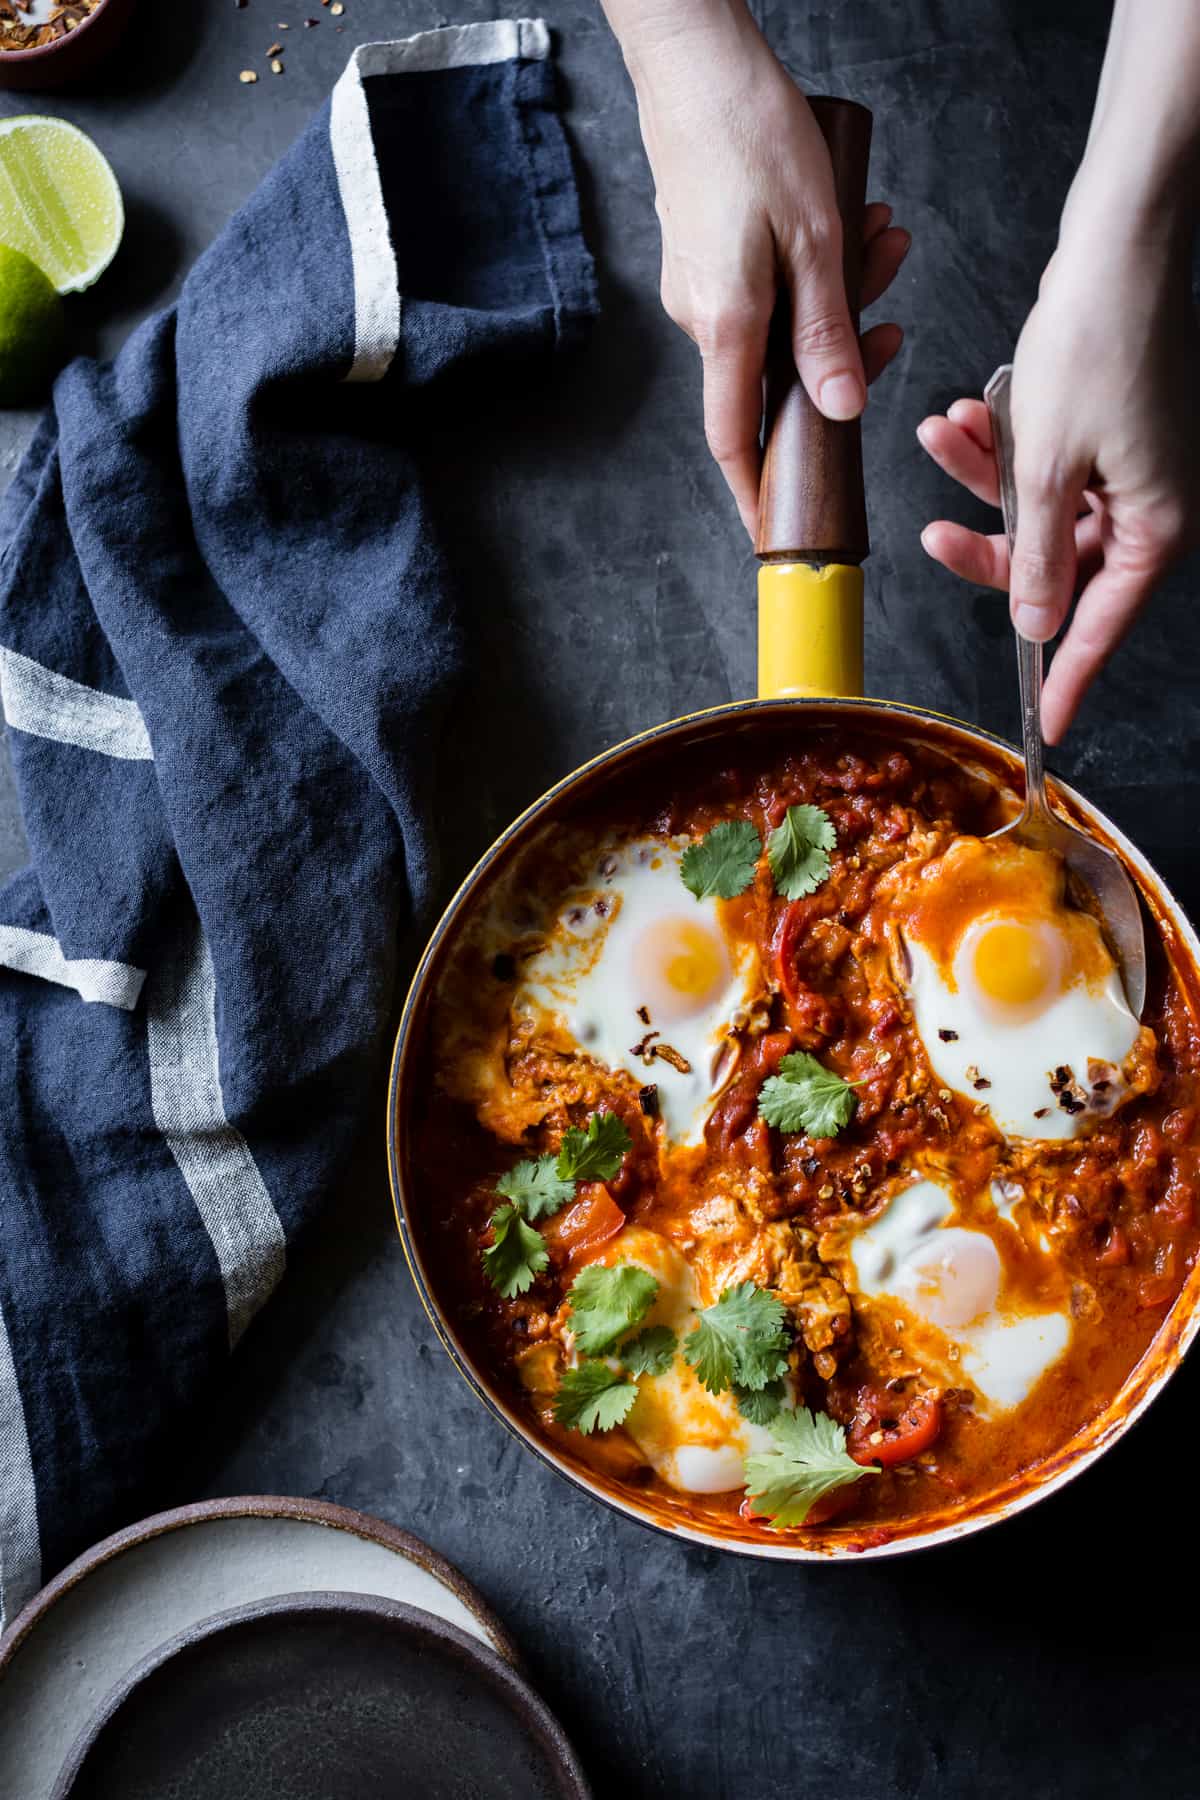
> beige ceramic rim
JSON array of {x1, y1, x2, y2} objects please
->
[
  {"x1": 388, "y1": 696, "x2": 1200, "y2": 1560},
  {"x1": 0, "y1": 1494, "x2": 519, "y2": 1671}
]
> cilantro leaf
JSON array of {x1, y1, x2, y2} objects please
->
[
  {"x1": 620, "y1": 1324, "x2": 678, "y2": 1378},
  {"x1": 682, "y1": 1282, "x2": 790, "y2": 1394},
  {"x1": 679, "y1": 820, "x2": 763, "y2": 901},
  {"x1": 766, "y1": 803, "x2": 837, "y2": 900},
  {"x1": 481, "y1": 1203, "x2": 548, "y2": 1298},
  {"x1": 568, "y1": 1262, "x2": 659, "y2": 1355},
  {"x1": 734, "y1": 1379, "x2": 786, "y2": 1425},
  {"x1": 758, "y1": 1051, "x2": 858, "y2": 1139},
  {"x1": 743, "y1": 1407, "x2": 876, "y2": 1528},
  {"x1": 556, "y1": 1112, "x2": 632, "y2": 1184},
  {"x1": 495, "y1": 1155, "x2": 575, "y2": 1222},
  {"x1": 553, "y1": 1361, "x2": 638, "y2": 1434}
]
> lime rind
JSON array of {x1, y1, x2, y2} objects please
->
[{"x1": 0, "y1": 115, "x2": 123, "y2": 295}]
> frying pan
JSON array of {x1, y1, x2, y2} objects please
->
[{"x1": 387, "y1": 100, "x2": 1200, "y2": 1558}]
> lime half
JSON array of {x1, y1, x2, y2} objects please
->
[{"x1": 0, "y1": 115, "x2": 123, "y2": 295}]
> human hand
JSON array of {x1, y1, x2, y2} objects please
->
[
  {"x1": 614, "y1": 2, "x2": 908, "y2": 535},
  {"x1": 918, "y1": 222, "x2": 1200, "y2": 743}
]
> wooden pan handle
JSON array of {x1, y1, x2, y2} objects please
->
[{"x1": 754, "y1": 96, "x2": 873, "y2": 565}]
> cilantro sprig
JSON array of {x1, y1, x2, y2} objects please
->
[
  {"x1": 683, "y1": 1281, "x2": 790, "y2": 1395},
  {"x1": 621, "y1": 1325, "x2": 678, "y2": 1378},
  {"x1": 734, "y1": 1379, "x2": 787, "y2": 1426},
  {"x1": 480, "y1": 1112, "x2": 632, "y2": 1296},
  {"x1": 495, "y1": 1156, "x2": 575, "y2": 1221},
  {"x1": 743, "y1": 1407, "x2": 877, "y2": 1528},
  {"x1": 556, "y1": 1270, "x2": 678, "y2": 1435},
  {"x1": 557, "y1": 1113, "x2": 632, "y2": 1183},
  {"x1": 679, "y1": 803, "x2": 837, "y2": 906},
  {"x1": 758, "y1": 1051, "x2": 858, "y2": 1139},
  {"x1": 680, "y1": 820, "x2": 763, "y2": 901},
  {"x1": 766, "y1": 804, "x2": 837, "y2": 900},
  {"x1": 557, "y1": 1277, "x2": 793, "y2": 1441},
  {"x1": 481, "y1": 1203, "x2": 550, "y2": 1299},
  {"x1": 553, "y1": 1361, "x2": 638, "y2": 1434},
  {"x1": 567, "y1": 1263, "x2": 659, "y2": 1355}
]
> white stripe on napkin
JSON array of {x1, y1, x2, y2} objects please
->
[
  {"x1": 352, "y1": 19, "x2": 549, "y2": 77},
  {"x1": 0, "y1": 646, "x2": 153, "y2": 761},
  {"x1": 146, "y1": 915, "x2": 286, "y2": 1350},
  {"x1": 0, "y1": 1301, "x2": 41, "y2": 1634},
  {"x1": 0, "y1": 926, "x2": 146, "y2": 1010},
  {"x1": 330, "y1": 20, "x2": 550, "y2": 383}
]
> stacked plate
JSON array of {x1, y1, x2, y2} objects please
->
[{"x1": 0, "y1": 1497, "x2": 588, "y2": 1799}]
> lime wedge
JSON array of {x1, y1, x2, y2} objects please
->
[{"x1": 0, "y1": 115, "x2": 123, "y2": 295}]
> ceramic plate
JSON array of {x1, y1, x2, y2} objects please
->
[
  {"x1": 50, "y1": 1592, "x2": 589, "y2": 1800},
  {"x1": 0, "y1": 1495, "x2": 519, "y2": 1800}
]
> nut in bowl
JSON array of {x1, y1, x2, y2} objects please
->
[
  {"x1": 388, "y1": 703, "x2": 1200, "y2": 1560},
  {"x1": 0, "y1": 0, "x2": 136, "y2": 90}
]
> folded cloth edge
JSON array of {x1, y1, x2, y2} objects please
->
[{"x1": 334, "y1": 19, "x2": 554, "y2": 384}]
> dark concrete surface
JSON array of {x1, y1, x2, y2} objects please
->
[{"x1": 3, "y1": 3, "x2": 1200, "y2": 1796}]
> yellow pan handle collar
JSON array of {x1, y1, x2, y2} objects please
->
[{"x1": 757, "y1": 562, "x2": 864, "y2": 701}]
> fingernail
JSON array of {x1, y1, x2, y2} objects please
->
[
  {"x1": 919, "y1": 525, "x2": 934, "y2": 552},
  {"x1": 915, "y1": 421, "x2": 934, "y2": 449},
  {"x1": 818, "y1": 373, "x2": 864, "y2": 420},
  {"x1": 1012, "y1": 602, "x2": 1055, "y2": 642}
]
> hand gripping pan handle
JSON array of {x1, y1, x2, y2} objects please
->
[
  {"x1": 755, "y1": 96, "x2": 872, "y2": 701},
  {"x1": 755, "y1": 95, "x2": 872, "y2": 566}
]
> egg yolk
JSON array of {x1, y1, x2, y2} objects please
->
[
  {"x1": 631, "y1": 917, "x2": 729, "y2": 1023},
  {"x1": 972, "y1": 919, "x2": 1058, "y2": 1009}
]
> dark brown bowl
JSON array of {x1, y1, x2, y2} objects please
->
[
  {"x1": 0, "y1": 0, "x2": 136, "y2": 91},
  {"x1": 50, "y1": 1591, "x2": 591, "y2": 1800}
]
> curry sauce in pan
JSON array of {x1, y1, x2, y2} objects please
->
[{"x1": 407, "y1": 725, "x2": 1200, "y2": 1548}]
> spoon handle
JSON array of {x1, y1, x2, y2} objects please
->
[{"x1": 985, "y1": 364, "x2": 1047, "y2": 819}]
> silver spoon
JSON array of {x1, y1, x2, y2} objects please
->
[{"x1": 983, "y1": 364, "x2": 1146, "y2": 1018}]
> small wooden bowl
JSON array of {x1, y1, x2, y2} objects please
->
[{"x1": 0, "y1": 0, "x2": 136, "y2": 91}]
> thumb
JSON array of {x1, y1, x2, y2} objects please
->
[
  {"x1": 1009, "y1": 459, "x2": 1084, "y2": 642},
  {"x1": 787, "y1": 229, "x2": 866, "y2": 421}
]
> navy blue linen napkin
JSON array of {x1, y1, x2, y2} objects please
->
[{"x1": 0, "y1": 20, "x2": 596, "y2": 1629}]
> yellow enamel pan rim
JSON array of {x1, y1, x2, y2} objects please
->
[{"x1": 385, "y1": 694, "x2": 1200, "y2": 1561}]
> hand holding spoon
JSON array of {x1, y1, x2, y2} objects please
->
[{"x1": 984, "y1": 364, "x2": 1146, "y2": 1018}]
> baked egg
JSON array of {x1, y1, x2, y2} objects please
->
[
  {"x1": 517, "y1": 840, "x2": 760, "y2": 1145},
  {"x1": 897, "y1": 837, "x2": 1145, "y2": 1139},
  {"x1": 825, "y1": 1172, "x2": 1072, "y2": 1414}
]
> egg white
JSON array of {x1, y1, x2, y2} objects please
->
[
  {"x1": 906, "y1": 920, "x2": 1140, "y2": 1141},
  {"x1": 844, "y1": 1178, "x2": 1071, "y2": 1413},
  {"x1": 518, "y1": 840, "x2": 758, "y2": 1145}
]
